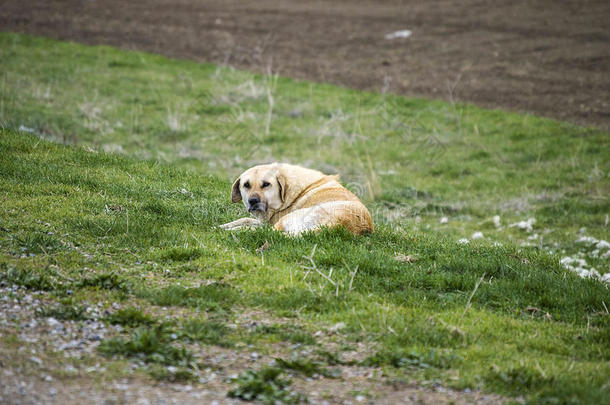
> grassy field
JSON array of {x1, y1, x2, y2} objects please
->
[{"x1": 1, "y1": 33, "x2": 609, "y2": 404}]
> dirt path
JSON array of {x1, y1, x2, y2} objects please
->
[
  {"x1": 0, "y1": 286, "x2": 508, "y2": 405},
  {"x1": 1, "y1": 0, "x2": 608, "y2": 130}
]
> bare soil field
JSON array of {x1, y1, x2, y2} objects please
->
[{"x1": 1, "y1": 0, "x2": 609, "y2": 130}]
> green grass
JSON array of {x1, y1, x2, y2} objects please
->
[
  {"x1": 139, "y1": 282, "x2": 238, "y2": 312},
  {"x1": 1, "y1": 32, "x2": 608, "y2": 258},
  {"x1": 250, "y1": 324, "x2": 317, "y2": 346},
  {"x1": 0, "y1": 32, "x2": 609, "y2": 403},
  {"x1": 1, "y1": 129, "x2": 608, "y2": 403},
  {"x1": 105, "y1": 307, "x2": 156, "y2": 328},
  {"x1": 99, "y1": 324, "x2": 198, "y2": 382},
  {"x1": 228, "y1": 367, "x2": 304, "y2": 404},
  {"x1": 180, "y1": 318, "x2": 231, "y2": 347},
  {"x1": 275, "y1": 356, "x2": 341, "y2": 378},
  {"x1": 36, "y1": 299, "x2": 90, "y2": 321}
]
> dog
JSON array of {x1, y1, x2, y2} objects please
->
[{"x1": 220, "y1": 163, "x2": 374, "y2": 235}]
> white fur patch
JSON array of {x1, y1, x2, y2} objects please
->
[{"x1": 281, "y1": 201, "x2": 352, "y2": 235}]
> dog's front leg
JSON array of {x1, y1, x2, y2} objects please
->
[{"x1": 219, "y1": 217, "x2": 263, "y2": 230}]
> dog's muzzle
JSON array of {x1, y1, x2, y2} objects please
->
[{"x1": 247, "y1": 196, "x2": 267, "y2": 213}]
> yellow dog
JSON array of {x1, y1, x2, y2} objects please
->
[{"x1": 220, "y1": 163, "x2": 374, "y2": 235}]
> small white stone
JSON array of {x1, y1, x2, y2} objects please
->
[
  {"x1": 471, "y1": 232, "x2": 484, "y2": 240},
  {"x1": 512, "y1": 218, "x2": 536, "y2": 232},
  {"x1": 440, "y1": 216, "x2": 449, "y2": 224},
  {"x1": 595, "y1": 240, "x2": 610, "y2": 250},
  {"x1": 385, "y1": 30, "x2": 412, "y2": 39},
  {"x1": 330, "y1": 322, "x2": 346, "y2": 332},
  {"x1": 47, "y1": 318, "x2": 61, "y2": 328},
  {"x1": 18, "y1": 125, "x2": 35, "y2": 133},
  {"x1": 576, "y1": 236, "x2": 598, "y2": 244},
  {"x1": 588, "y1": 249, "x2": 600, "y2": 258}
]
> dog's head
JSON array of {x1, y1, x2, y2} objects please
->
[{"x1": 231, "y1": 164, "x2": 287, "y2": 220}]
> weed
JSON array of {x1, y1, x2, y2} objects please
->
[
  {"x1": 105, "y1": 307, "x2": 156, "y2": 328},
  {"x1": 147, "y1": 364, "x2": 197, "y2": 383},
  {"x1": 37, "y1": 301, "x2": 89, "y2": 321},
  {"x1": 486, "y1": 365, "x2": 552, "y2": 391},
  {"x1": 140, "y1": 282, "x2": 237, "y2": 312},
  {"x1": 156, "y1": 246, "x2": 203, "y2": 262},
  {"x1": 275, "y1": 356, "x2": 341, "y2": 378},
  {"x1": 180, "y1": 318, "x2": 231, "y2": 347},
  {"x1": 1, "y1": 264, "x2": 58, "y2": 291},
  {"x1": 364, "y1": 349, "x2": 460, "y2": 370},
  {"x1": 14, "y1": 232, "x2": 63, "y2": 255},
  {"x1": 251, "y1": 324, "x2": 317, "y2": 346},
  {"x1": 77, "y1": 272, "x2": 131, "y2": 293},
  {"x1": 228, "y1": 367, "x2": 305, "y2": 404},
  {"x1": 316, "y1": 350, "x2": 356, "y2": 366},
  {"x1": 99, "y1": 326, "x2": 195, "y2": 369}
]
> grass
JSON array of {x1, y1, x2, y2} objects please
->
[
  {"x1": 1, "y1": 128, "x2": 608, "y2": 403},
  {"x1": 105, "y1": 307, "x2": 156, "y2": 328},
  {"x1": 0, "y1": 32, "x2": 609, "y2": 403},
  {"x1": 275, "y1": 356, "x2": 341, "y2": 378},
  {"x1": 1, "y1": 33, "x2": 608, "y2": 256},
  {"x1": 228, "y1": 367, "x2": 304, "y2": 404},
  {"x1": 250, "y1": 324, "x2": 317, "y2": 346},
  {"x1": 99, "y1": 325, "x2": 198, "y2": 382},
  {"x1": 180, "y1": 318, "x2": 231, "y2": 347},
  {"x1": 36, "y1": 299, "x2": 90, "y2": 321}
]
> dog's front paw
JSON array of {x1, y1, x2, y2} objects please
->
[{"x1": 219, "y1": 217, "x2": 262, "y2": 231}]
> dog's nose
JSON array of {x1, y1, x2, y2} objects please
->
[{"x1": 248, "y1": 196, "x2": 260, "y2": 206}]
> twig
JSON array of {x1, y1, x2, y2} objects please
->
[
  {"x1": 264, "y1": 64, "x2": 278, "y2": 135},
  {"x1": 300, "y1": 244, "x2": 339, "y2": 296},
  {"x1": 301, "y1": 244, "x2": 318, "y2": 280},
  {"x1": 348, "y1": 265, "x2": 359, "y2": 292},
  {"x1": 458, "y1": 273, "x2": 485, "y2": 325},
  {"x1": 312, "y1": 266, "x2": 336, "y2": 287},
  {"x1": 535, "y1": 361, "x2": 547, "y2": 378}
]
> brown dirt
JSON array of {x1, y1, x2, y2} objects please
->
[{"x1": 1, "y1": 0, "x2": 609, "y2": 130}]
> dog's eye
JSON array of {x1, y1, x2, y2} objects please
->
[
  {"x1": 261, "y1": 181, "x2": 270, "y2": 188},
  {"x1": 243, "y1": 181, "x2": 251, "y2": 189}
]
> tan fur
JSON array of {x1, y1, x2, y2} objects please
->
[{"x1": 220, "y1": 163, "x2": 374, "y2": 235}]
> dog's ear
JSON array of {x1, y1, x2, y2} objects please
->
[
  {"x1": 277, "y1": 173, "x2": 287, "y2": 202},
  {"x1": 231, "y1": 177, "x2": 242, "y2": 203}
]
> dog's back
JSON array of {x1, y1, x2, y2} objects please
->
[{"x1": 271, "y1": 165, "x2": 374, "y2": 235}]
